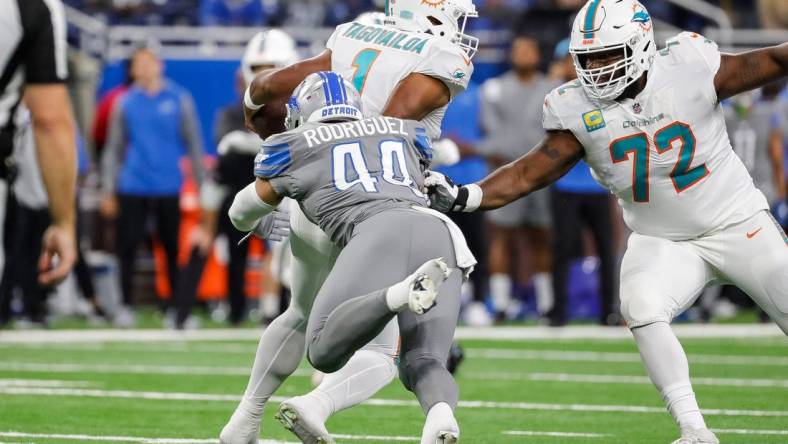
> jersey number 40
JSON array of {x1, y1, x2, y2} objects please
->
[
  {"x1": 610, "y1": 121, "x2": 710, "y2": 203},
  {"x1": 332, "y1": 140, "x2": 425, "y2": 197}
]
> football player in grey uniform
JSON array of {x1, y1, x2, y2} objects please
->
[{"x1": 229, "y1": 72, "x2": 475, "y2": 444}]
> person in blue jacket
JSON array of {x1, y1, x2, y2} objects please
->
[{"x1": 101, "y1": 48, "x2": 205, "y2": 327}]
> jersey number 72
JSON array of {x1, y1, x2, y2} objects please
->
[{"x1": 610, "y1": 121, "x2": 710, "y2": 202}]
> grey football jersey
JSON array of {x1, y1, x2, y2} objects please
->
[
  {"x1": 725, "y1": 98, "x2": 787, "y2": 204},
  {"x1": 255, "y1": 116, "x2": 432, "y2": 246}
]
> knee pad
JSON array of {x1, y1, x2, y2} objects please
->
[{"x1": 620, "y1": 286, "x2": 676, "y2": 328}]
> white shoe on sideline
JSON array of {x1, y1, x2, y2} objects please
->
[
  {"x1": 275, "y1": 397, "x2": 334, "y2": 444},
  {"x1": 113, "y1": 306, "x2": 136, "y2": 329},
  {"x1": 463, "y1": 302, "x2": 492, "y2": 327},
  {"x1": 219, "y1": 401, "x2": 262, "y2": 444},
  {"x1": 671, "y1": 428, "x2": 719, "y2": 444}
]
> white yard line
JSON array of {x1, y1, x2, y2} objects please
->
[
  {"x1": 0, "y1": 324, "x2": 782, "y2": 344},
  {"x1": 0, "y1": 362, "x2": 310, "y2": 378},
  {"x1": 465, "y1": 371, "x2": 788, "y2": 388},
  {"x1": 0, "y1": 378, "x2": 93, "y2": 388},
  {"x1": 712, "y1": 428, "x2": 788, "y2": 436},
  {"x1": 503, "y1": 430, "x2": 609, "y2": 438},
  {"x1": 331, "y1": 434, "x2": 418, "y2": 441},
  {"x1": 466, "y1": 348, "x2": 788, "y2": 366},
  {"x1": 0, "y1": 432, "x2": 421, "y2": 443},
  {"x1": 0, "y1": 432, "x2": 296, "y2": 444},
  {"x1": 1, "y1": 387, "x2": 786, "y2": 417}
]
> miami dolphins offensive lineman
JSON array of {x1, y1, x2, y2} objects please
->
[
  {"x1": 221, "y1": 2, "x2": 478, "y2": 443},
  {"x1": 230, "y1": 72, "x2": 474, "y2": 444},
  {"x1": 424, "y1": 1, "x2": 788, "y2": 443}
]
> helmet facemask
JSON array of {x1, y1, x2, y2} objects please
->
[{"x1": 572, "y1": 44, "x2": 638, "y2": 101}]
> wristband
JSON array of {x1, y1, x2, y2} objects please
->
[
  {"x1": 244, "y1": 87, "x2": 264, "y2": 111},
  {"x1": 463, "y1": 183, "x2": 483, "y2": 212}
]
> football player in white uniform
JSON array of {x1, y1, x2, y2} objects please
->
[
  {"x1": 424, "y1": 1, "x2": 788, "y2": 443},
  {"x1": 221, "y1": 2, "x2": 477, "y2": 443}
]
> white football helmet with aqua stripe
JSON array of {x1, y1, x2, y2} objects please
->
[
  {"x1": 569, "y1": 0, "x2": 656, "y2": 101},
  {"x1": 384, "y1": 0, "x2": 479, "y2": 58}
]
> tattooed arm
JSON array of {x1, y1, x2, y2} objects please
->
[
  {"x1": 476, "y1": 129, "x2": 584, "y2": 209},
  {"x1": 424, "y1": 129, "x2": 583, "y2": 213},
  {"x1": 715, "y1": 43, "x2": 788, "y2": 101}
]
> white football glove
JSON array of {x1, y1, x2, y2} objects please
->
[
  {"x1": 423, "y1": 170, "x2": 474, "y2": 213},
  {"x1": 238, "y1": 207, "x2": 290, "y2": 245}
]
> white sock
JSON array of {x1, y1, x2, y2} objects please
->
[
  {"x1": 306, "y1": 350, "x2": 398, "y2": 421},
  {"x1": 662, "y1": 382, "x2": 706, "y2": 431},
  {"x1": 533, "y1": 272, "x2": 554, "y2": 315},
  {"x1": 632, "y1": 322, "x2": 706, "y2": 431},
  {"x1": 490, "y1": 273, "x2": 512, "y2": 313},
  {"x1": 385, "y1": 280, "x2": 410, "y2": 312}
]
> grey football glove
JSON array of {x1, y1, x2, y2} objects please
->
[
  {"x1": 423, "y1": 170, "x2": 470, "y2": 213},
  {"x1": 238, "y1": 208, "x2": 290, "y2": 245}
]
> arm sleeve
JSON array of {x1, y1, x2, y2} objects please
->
[
  {"x1": 20, "y1": 0, "x2": 68, "y2": 84},
  {"x1": 101, "y1": 100, "x2": 127, "y2": 194},
  {"x1": 414, "y1": 42, "x2": 474, "y2": 98},
  {"x1": 180, "y1": 93, "x2": 206, "y2": 187}
]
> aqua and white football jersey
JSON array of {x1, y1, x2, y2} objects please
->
[
  {"x1": 543, "y1": 32, "x2": 769, "y2": 240},
  {"x1": 327, "y1": 21, "x2": 474, "y2": 140}
]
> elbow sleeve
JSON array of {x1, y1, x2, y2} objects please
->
[{"x1": 228, "y1": 182, "x2": 275, "y2": 232}]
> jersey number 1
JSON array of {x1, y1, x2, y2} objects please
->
[
  {"x1": 351, "y1": 49, "x2": 381, "y2": 94},
  {"x1": 610, "y1": 121, "x2": 709, "y2": 202}
]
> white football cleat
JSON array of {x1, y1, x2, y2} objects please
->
[
  {"x1": 275, "y1": 397, "x2": 335, "y2": 444},
  {"x1": 421, "y1": 402, "x2": 459, "y2": 444},
  {"x1": 408, "y1": 258, "x2": 451, "y2": 315},
  {"x1": 219, "y1": 402, "x2": 262, "y2": 444},
  {"x1": 671, "y1": 428, "x2": 719, "y2": 444},
  {"x1": 436, "y1": 431, "x2": 459, "y2": 444}
]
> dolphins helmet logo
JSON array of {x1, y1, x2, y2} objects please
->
[{"x1": 631, "y1": 5, "x2": 651, "y2": 32}]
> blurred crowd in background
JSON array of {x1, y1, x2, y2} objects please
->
[
  {"x1": 61, "y1": 0, "x2": 788, "y2": 29},
  {"x1": 1, "y1": 0, "x2": 786, "y2": 330}
]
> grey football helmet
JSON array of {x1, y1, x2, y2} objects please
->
[{"x1": 285, "y1": 72, "x2": 363, "y2": 131}]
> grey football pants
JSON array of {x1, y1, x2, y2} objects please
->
[{"x1": 306, "y1": 208, "x2": 462, "y2": 412}]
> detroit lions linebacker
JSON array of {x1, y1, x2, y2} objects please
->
[
  {"x1": 221, "y1": 2, "x2": 478, "y2": 444},
  {"x1": 425, "y1": 1, "x2": 788, "y2": 443},
  {"x1": 230, "y1": 72, "x2": 474, "y2": 444}
]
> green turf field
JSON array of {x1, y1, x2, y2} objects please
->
[{"x1": 0, "y1": 332, "x2": 785, "y2": 444}]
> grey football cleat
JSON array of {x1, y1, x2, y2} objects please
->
[
  {"x1": 671, "y1": 428, "x2": 719, "y2": 444},
  {"x1": 275, "y1": 398, "x2": 335, "y2": 444}
]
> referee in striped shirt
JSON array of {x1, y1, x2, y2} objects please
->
[{"x1": 0, "y1": 0, "x2": 77, "y2": 288}]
